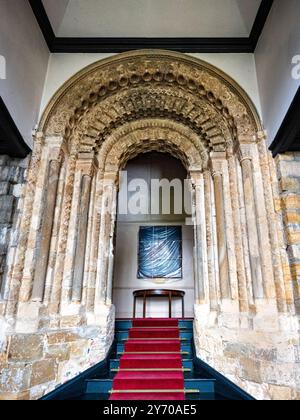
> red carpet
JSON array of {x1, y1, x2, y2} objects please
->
[
  {"x1": 129, "y1": 328, "x2": 179, "y2": 339},
  {"x1": 110, "y1": 319, "x2": 185, "y2": 401},
  {"x1": 119, "y1": 354, "x2": 183, "y2": 369},
  {"x1": 110, "y1": 392, "x2": 185, "y2": 401},
  {"x1": 125, "y1": 339, "x2": 181, "y2": 353},
  {"x1": 132, "y1": 318, "x2": 179, "y2": 327}
]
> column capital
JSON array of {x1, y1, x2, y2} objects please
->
[
  {"x1": 256, "y1": 130, "x2": 267, "y2": 143},
  {"x1": 210, "y1": 159, "x2": 224, "y2": 178},
  {"x1": 103, "y1": 170, "x2": 118, "y2": 186},
  {"x1": 190, "y1": 169, "x2": 203, "y2": 187},
  {"x1": 32, "y1": 130, "x2": 45, "y2": 143},
  {"x1": 44, "y1": 136, "x2": 66, "y2": 161},
  {"x1": 237, "y1": 144, "x2": 253, "y2": 163},
  {"x1": 76, "y1": 152, "x2": 99, "y2": 176}
]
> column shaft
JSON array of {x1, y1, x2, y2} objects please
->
[
  {"x1": 49, "y1": 154, "x2": 76, "y2": 314},
  {"x1": 31, "y1": 160, "x2": 61, "y2": 301},
  {"x1": 240, "y1": 157, "x2": 264, "y2": 299},
  {"x1": 95, "y1": 177, "x2": 116, "y2": 307},
  {"x1": 213, "y1": 171, "x2": 231, "y2": 299},
  {"x1": 72, "y1": 175, "x2": 92, "y2": 302},
  {"x1": 204, "y1": 171, "x2": 218, "y2": 310},
  {"x1": 228, "y1": 155, "x2": 249, "y2": 312},
  {"x1": 5, "y1": 134, "x2": 44, "y2": 317}
]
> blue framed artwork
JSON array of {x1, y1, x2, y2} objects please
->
[{"x1": 138, "y1": 226, "x2": 182, "y2": 279}]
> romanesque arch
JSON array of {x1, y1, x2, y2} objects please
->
[{"x1": 1, "y1": 51, "x2": 297, "y2": 400}]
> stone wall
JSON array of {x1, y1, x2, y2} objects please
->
[
  {"x1": 0, "y1": 154, "x2": 115, "y2": 400},
  {"x1": 276, "y1": 152, "x2": 300, "y2": 313},
  {"x1": 1, "y1": 52, "x2": 299, "y2": 401},
  {"x1": 0, "y1": 305, "x2": 115, "y2": 400},
  {"x1": 0, "y1": 155, "x2": 28, "y2": 298},
  {"x1": 193, "y1": 151, "x2": 300, "y2": 401},
  {"x1": 194, "y1": 306, "x2": 300, "y2": 400}
]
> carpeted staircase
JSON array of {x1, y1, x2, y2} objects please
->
[
  {"x1": 41, "y1": 318, "x2": 254, "y2": 400},
  {"x1": 110, "y1": 318, "x2": 185, "y2": 400}
]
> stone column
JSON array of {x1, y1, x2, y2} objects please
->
[
  {"x1": 95, "y1": 172, "x2": 117, "y2": 309},
  {"x1": 203, "y1": 170, "x2": 218, "y2": 311},
  {"x1": 81, "y1": 174, "x2": 96, "y2": 306},
  {"x1": 49, "y1": 152, "x2": 77, "y2": 316},
  {"x1": 191, "y1": 185, "x2": 200, "y2": 304},
  {"x1": 227, "y1": 151, "x2": 249, "y2": 313},
  {"x1": 238, "y1": 148, "x2": 264, "y2": 299},
  {"x1": 106, "y1": 180, "x2": 117, "y2": 305},
  {"x1": 71, "y1": 156, "x2": 95, "y2": 302},
  {"x1": 86, "y1": 172, "x2": 103, "y2": 313},
  {"x1": 257, "y1": 134, "x2": 288, "y2": 312},
  {"x1": 42, "y1": 159, "x2": 67, "y2": 305},
  {"x1": 211, "y1": 154, "x2": 231, "y2": 300},
  {"x1": 31, "y1": 158, "x2": 62, "y2": 302},
  {"x1": 191, "y1": 170, "x2": 207, "y2": 304},
  {"x1": 18, "y1": 136, "x2": 64, "y2": 303},
  {"x1": 5, "y1": 133, "x2": 44, "y2": 318}
]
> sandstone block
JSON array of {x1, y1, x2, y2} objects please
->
[
  {"x1": 45, "y1": 344, "x2": 70, "y2": 362},
  {"x1": 30, "y1": 359, "x2": 57, "y2": 387},
  {"x1": 223, "y1": 342, "x2": 249, "y2": 359},
  {"x1": 240, "y1": 358, "x2": 262, "y2": 383},
  {"x1": 0, "y1": 391, "x2": 30, "y2": 400},
  {"x1": 0, "y1": 365, "x2": 31, "y2": 392},
  {"x1": 269, "y1": 384, "x2": 292, "y2": 400},
  {"x1": 0, "y1": 196, "x2": 14, "y2": 224},
  {"x1": 0, "y1": 182, "x2": 9, "y2": 195},
  {"x1": 70, "y1": 341, "x2": 88, "y2": 358},
  {"x1": 47, "y1": 331, "x2": 81, "y2": 345},
  {"x1": 60, "y1": 315, "x2": 84, "y2": 328},
  {"x1": 9, "y1": 334, "x2": 44, "y2": 361}
]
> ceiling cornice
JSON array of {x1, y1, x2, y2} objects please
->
[{"x1": 29, "y1": 0, "x2": 274, "y2": 54}]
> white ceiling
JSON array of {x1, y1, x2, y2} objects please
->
[{"x1": 42, "y1": 0, "x2": 262, "y2": 38}]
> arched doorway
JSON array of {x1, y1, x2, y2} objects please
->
[
  {"x1": 2, "y1": 50, "x2": 295, "y2": 399},
  {"x1": 113, "y1": 150, "x2": 194, "y2": 319}
]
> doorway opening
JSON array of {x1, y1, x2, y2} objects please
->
[{"x1": 112, "y1": 151, "x2": 195, "y2": 318}]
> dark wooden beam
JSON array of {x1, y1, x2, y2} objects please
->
[
  {"x1": 250, "y1": 0, "x2": 274, "y2": 49},
  {"x1": 0, "y1": 97, "x2": 31, "y2": 158},
  {"x1": 53, "y1": 37, "x2": 252, "y2": 54},
  {"x1": 28, "y1": 0, "x2": 55, "y2": 50}
]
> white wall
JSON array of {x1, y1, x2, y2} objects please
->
[
  {"x1": 0, "y1": 0, "x2": 49, "y2": 148},
  {"x1": 255, "y1": 0, "x2": 300, "y2": 146},
  {"x1": 114, "y1": 223, "x2": 194, "y2": 319},
  {"x1": 40, "y1": 52, "x2": 262, "y2": 119}
]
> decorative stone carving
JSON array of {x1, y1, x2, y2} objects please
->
[
  {"x1": 39, "y1": 51, "x2": 261, "y2": 150},
  {"x1": 1, "y1": 51, "x2": 299, "y2": 401}
]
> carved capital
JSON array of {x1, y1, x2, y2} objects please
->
[
  {"x1": 190, "y1": 170, "x2": 203, "y2": 187},
  {"x1": 76, "y1": 152, "x2": 98, "y2": 177},
  {"x1": 237, "y1": 144, "x2": 253, "y2": 163}
]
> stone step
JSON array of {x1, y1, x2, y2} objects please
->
[
  {"x1": 115, "y1": 319, "x2": 193, "y2": 332},
  {"x1": 85, "y1": 378, "x2": 216, "y2": 400},
  {"x1": 116, "y1": 330, "x2": 193, "y2": 341}
]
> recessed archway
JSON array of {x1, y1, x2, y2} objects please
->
[{"x1": 2, "y1": 50, "x2": 295, "y2": 400}]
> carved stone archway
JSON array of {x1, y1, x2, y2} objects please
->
[{"x1": 1, "y1": 51, "x2": 298, "y2": 400}]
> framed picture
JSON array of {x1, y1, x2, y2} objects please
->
[{"x1": 138, "y1": 226, "x2": 182, "y2": 279}]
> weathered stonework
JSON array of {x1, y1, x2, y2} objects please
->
[
  {"x1": 0, "y1": 155, "x2": 28, "y2": 301},
  {"x1": 0, "y1": 305, "x2": 114, "y2": 399},
  {"x1": 275, "y1": 152, "x2": 300, "y2": 312},
  {"x1": 0, "y1": 51, "x2": 299, "y2": 400}
]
